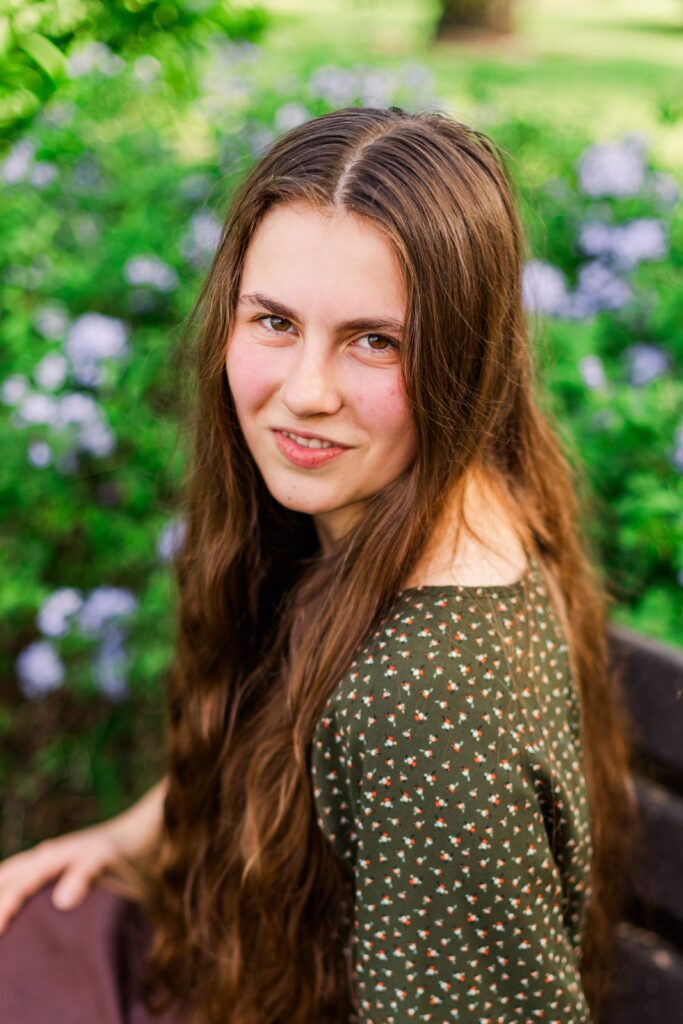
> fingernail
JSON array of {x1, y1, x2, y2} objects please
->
[{"x1": 52, "y1": 888, "x2": 73, "y2": 909}]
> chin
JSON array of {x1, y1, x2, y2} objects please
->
[{"x1": 264, "y1": 480, "x2": 342, "y2": 516}]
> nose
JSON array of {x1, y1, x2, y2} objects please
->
[{"x1": 279, "y1": 338, "x2": 342, "y2": 418}]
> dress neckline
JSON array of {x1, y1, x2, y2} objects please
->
[{"x1": 397, "y1": 551, "x2": 538, "y2": 599}]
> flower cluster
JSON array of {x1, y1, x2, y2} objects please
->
[
  {"x1": 66, "y1": 41, "x2": 125, "y2": 79},
  {"x1": 1, "y1": 291, "x2": 163, "y2": 469},
  {"x1": 578, "y1": 218, "x2": 668, "y2": 271},
  {"x1": 308, "y1": 62, "x2": 437, "y2": 110},
  {"x1": 574, "y1": 342, "x2": 671, "y2": 399},
  {"x1": 16, "y1": 586, "x2": 139, "y2": 702},
  {"x1": 14, "y1": 513, "x2": 185, "y2": 705},
  {"x1": 522, "y1": 133, "x2": 682, "y2": 590},
  {"x1": 0, "y1": 138, "x2": 58, "y2": 189},
  {"x1": 3, "y1": 380, "x2": 118, "y2": 466},
  {"x1": 522, "y1": 136, "x2": 678, "y2": 324}
]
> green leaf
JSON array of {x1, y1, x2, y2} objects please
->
[
  {"x1": 17, "y1": 32, "x2": 66, "y2": 80},
  {"x1": 0, "y1": 16, "x2": 11, "y2": 60}
]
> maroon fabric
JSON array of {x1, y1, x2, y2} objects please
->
[{"x1": 0, "y1": 880, "x2": 186, "y2": 1023}]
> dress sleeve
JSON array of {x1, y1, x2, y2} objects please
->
[{"x1": 347, "y1": 653, "x2": 592, "y2": 1024}]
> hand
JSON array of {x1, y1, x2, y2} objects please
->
[{"x1": 0, "y1": 777, "x2": 167, "y2": 935}]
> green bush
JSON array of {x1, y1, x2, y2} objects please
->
[{"x1": 1, "y1": 34, "x2": 680, "y2": 852}]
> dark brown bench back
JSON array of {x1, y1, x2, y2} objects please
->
[{"x1": 602, "y1": 624, "x2": 683, "y2": 1023}]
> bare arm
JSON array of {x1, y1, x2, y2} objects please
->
[
  {"x1": 106, "y1": 775, "x2": 168, "y2": 862},
  {"x1": 0, "y1": 775, "x2": 168, "y2": 933}
]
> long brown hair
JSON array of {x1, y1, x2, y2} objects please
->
[{"x1": 127, "y1": 106, "x2": 638, "y2": 1023}]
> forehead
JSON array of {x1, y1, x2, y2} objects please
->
[{"x1": 239, "y1": 202, "x2": 406, "y2": 317}]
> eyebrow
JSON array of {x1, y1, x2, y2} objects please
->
[{"x1": 237, "y1": 292, "x2": 405, "y2": 336}]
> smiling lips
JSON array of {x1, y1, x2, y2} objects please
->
[
  {"x1": 272, "y1": 429, "x2": 350, "y2": 468},
  {"x1": 273, "y1": 426, "x2": 348, "y2": 447}
]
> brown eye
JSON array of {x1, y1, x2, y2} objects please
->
[
  {"x1": 357, "y1": 333, "x2": 399, "y2": 356},
  {"x1": 259, "y1": 315, "x2": 292, "y2": 333}
]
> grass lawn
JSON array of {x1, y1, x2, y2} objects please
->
[{"x1": 240, "y1": 0, "x2": 683, "y2": 170}]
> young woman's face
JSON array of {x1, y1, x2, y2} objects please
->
[{"x1": 225, "y1": 201, "x2": 417, "y2": 549}]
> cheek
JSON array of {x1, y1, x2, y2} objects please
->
[
  {"x1": 353, "y1": 373, "x2": 415, "y2": 445},
  {"x1": 225, "y1": 339, "x2": 277, "y2": 412}
]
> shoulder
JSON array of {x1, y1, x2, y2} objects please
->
[{"x1": 401, "y1": 467, "x2": 529, "y2": 589}]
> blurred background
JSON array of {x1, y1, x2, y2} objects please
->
[{"x1": 1, "y1": 0, "x2": 682, "y2": 855}]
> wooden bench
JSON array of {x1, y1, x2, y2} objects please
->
[{"x1": 602, "y1": 623, "x2": 683, "y2": 1022}]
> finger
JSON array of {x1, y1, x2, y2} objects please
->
[
  {"x1": 51, "y1": 869, "x2": 94, "y2": 910},
  {"x1": 0, "y1": 894, "x2": 24, "y2": 933},
  {"x1": 0, "y1": 842, "x2": 73, "y2": 931}
]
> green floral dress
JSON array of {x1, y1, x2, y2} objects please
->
[{"x1": 310, "y1": 551, "x2": 593, "y2": 1023}]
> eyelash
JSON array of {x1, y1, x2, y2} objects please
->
[{"x1": 254, "y1": 314, "x2": 399, "y2": 357}]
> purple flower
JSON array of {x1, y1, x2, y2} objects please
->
[
  {"x1": 30, "y1": 162, "x2": 58, "y2": 188},
  {"x1": 307, "y1": 61, "x2": 436, "y2": 111},
  {"x1": 359, "y1": 69, "x2": 392, "y2": 108},
  {"x1": 55, "y1": 393, "x2": 115, "y2": 456},
  {"x1": 578, "y1": 219, "x2": 668, "y2": 271},
  {"x1": 15, "y1": 392, "x2": 59, "y2": 426},
  {"x1": 623, "y1": 343, "x2": 669, "y2": 386},
  {"x1": 33, "y1": 303, "x2": 70, "y2": 340},
  {"x1": 15, "y1": 640, "x2": 65, "y2": 700},
  {"x1": 54, "y1": 391, "x2": 100, "y2": 426},
  {"x1": 579, "y1": 355, "x2": 607, "y2": 390},
  {"x1": 11, "y1": 389, "x2": 117, "y2": 462},
  {"x1": 577, "y1": 140, "x2": 646, "y2": 198},
  {"x1": 76, "y1": 586, "x2": 138, "y2": 636},
  {"x1": 157, "y1": 518, "x2": 187, "y2": 562},
  {"x1": 577, "y1": 221, "x2": 613, "y2": 260},
  {"x1": 249, "y1": 128, "x2": 276, "y2": 158},
  {"x1": 573, "y1": 260, "x2": 633, "y2": 315},
  {"x1": 1, "y1": 373, "x2": 29, "y2": 406},
  {"x1": 1, "y1": 139, "x2": 35, "y2": 185},
  {"x1": 522, "y1": 260, "x2": 569, "y2": 316},
  {"x1": 308, "y1": 66, "x2": 358, "y2": 106},
  {"x1": 66, "y1": 41, "x2": 124, "y2": 78},
  {"x1": 65, "y1": 313, "x2": 130, "y2": 387},
  {"x1": 78, "y1": 419, "x2": 116, "y2": 457},
  {"x1": 34, "y1": 353, "x2": 68, "y2": 391},
  {"x1": 37, "y1": 587, "x2": 84, "y2": 637},
  {"x1": 650, "y1": 171, "x2": 680, "y2": 206},
  {"x1": 28, "y1": 441, "x2": 53, "y2": 468},
  {"x1": 617, "y1": 219, "x2": 669, "y2": 267},
  {"x1": 40, "y1": 101, "x2": 75, "y2": 128},
  {"x1": 123, "y1": 256, "x2": 179, "y2": 293},
  {"x1": 92, "y1": 624, "x2": 130, "y2": 702},
  {"x1": 274, "y1": 103, "x2": 310, "y2": 133}
]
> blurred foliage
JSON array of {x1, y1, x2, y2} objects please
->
[
  {"x1": 0, "y1": 41, "x2": 447, "y2": 853},
  {"x1": 1, "y1": 2, "x2": 681, "y2": 854},
  {"x1": 0, "y1": 0, "x2": 268, "y2": 136}
]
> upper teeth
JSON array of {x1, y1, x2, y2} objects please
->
[{"x1": 281, "y1": 430, "x2": 336, "y2": 449}]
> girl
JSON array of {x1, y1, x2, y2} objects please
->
[{"x1": 0, "y1": 105, "x2": 637, "y2": 1024}]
